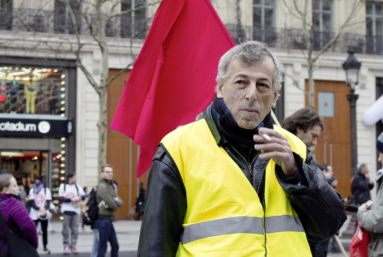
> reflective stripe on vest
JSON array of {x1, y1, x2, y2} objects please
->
[
  {"x1": 181, "y1": 215, "x2": 305, "y2": 245},
  {"x1": 162, "y1": 119, "x2": 311, "y2": 256}
]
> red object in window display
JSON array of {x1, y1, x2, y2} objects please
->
[{"x1": 0, "y1": 85, "x2": 9, "y2": 102}]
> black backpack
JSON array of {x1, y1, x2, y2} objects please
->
[{"x1": 82, "y1": 187, "x2": 98, "y2": 225}]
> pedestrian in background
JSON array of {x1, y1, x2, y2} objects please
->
[
  {"x1": 0, "y1": 174, "x2": 38, "y2": 257},
  {"x1": 59, "y1": 173, "x2": 86, "y2": 254},
  {"x1": 135, "y1": 183, "x2": 145, "y2": 220},
  {"x1": 113, "y1": 180, "x2": 118, "y2": 195},
  {"x1": 357, "y1": 132, "x2": 383, "y2": 256},
  {"x1": 96, "y1": 164, "x2": 123, "y2": 257},
  {"x1": 282, "y1": 106, "x2": 325, "y2": 147},
  {"x1": 322, "y1": 164, "x2": 338, "y2": 189},
  {"x1": 352, "y1": 164, "x2": 374, "y2": 205},
  {"x1": 283, "y1": 108, "x2": 329, "y2": 257},
  {"x1": 28, "y1": 175, "x2": 52, "y2": 254},
  {"x1": 81, "y1": 186, "x2": 89, "y2": 233},
  {"x1": 352, "y1": 164, "x2": 374, "y2": 233}
]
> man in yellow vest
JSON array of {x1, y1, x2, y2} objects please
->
[{"x1": 138, "y1": 41, "x2": 346, "y2": 256}]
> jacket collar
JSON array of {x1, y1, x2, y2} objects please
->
[
  {"x1": 100, "y1": 178, "x2": 112, "y2": 185},
  {"x1": 201, "y1": 101, "x2": 274, "y2": 147}
]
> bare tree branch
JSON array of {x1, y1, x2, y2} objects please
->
[
  {"x1": 106, "y1": 1, "x2": 160, "y2": 21},
  {"x1": 284, "y1": 73, "x2": 309, "y2": 96}
]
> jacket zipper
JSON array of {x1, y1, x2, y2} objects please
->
[
  {"x1": 230, "y1": 146, "x2": 258, "y2": 184},
  {"x1": 230, "y1": 145, "x2": 267, "y2": 256}
]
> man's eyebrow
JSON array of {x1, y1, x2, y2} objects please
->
[
  {"x1": 258, "y1": 78, "x2": 272, "y2": 83},
  {"x1": 233, "y1": 74, "x2": 250, "y2": 79}
]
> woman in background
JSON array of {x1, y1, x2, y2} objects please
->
[{"x1": 0, "y1": 174, "x2": 38, "y2": 257}]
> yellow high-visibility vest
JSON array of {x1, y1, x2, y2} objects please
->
[{"x1": 161, "y1": 119, "x2": 311, "y2": 257}]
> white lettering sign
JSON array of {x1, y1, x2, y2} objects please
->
[{"x1": 0, "y1": 122, "x2": 37, "y2": 132}]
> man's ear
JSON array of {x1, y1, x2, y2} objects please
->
[
  {"x1": 271, "y1": 90, "x2": 278, "y2": 108},
  {"x1": 296, "y1": 126, "x2": 303, "y2": 134},
  {"x1": 216, "y1": 84, "x2": 224, "y2": 98}
]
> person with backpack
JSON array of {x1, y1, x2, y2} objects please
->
[
  {"x1": 96, "y1": 164, "x2": 123, "y2": 257},
  {"x1": 59, "y1": 173, "x2": 86, "y2": 254},
  {"x1": 0, "y1": 173, "x2": 38, "y2": 257},
  {"x1": 28, "y1": 175, "x2": 52, "y2": 254}
]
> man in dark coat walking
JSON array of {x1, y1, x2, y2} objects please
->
[{"x1": 352, "y1": 164, "x2": 374, "y2": 205}]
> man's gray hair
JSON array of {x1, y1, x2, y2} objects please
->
[{"x1": 215, "y1": 41, "x2": 284, "y2": 93}]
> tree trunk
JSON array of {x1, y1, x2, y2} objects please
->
[
  {"x1": 308, "y1": 64, "x2": 315, "y2": 108},
  {"x1": 97, "y1": 89, "x2": 108, "y2": 175}
]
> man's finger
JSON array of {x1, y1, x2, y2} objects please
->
[
  {"x1": 258, "y1": 127, "x2": 286, "y2": 140},
  {"x1": 253, "y1": 134, "x2": 286, "y2": 145},
  {"x1": 254, "y1": 142, "x2": 287, "y2": 153}
]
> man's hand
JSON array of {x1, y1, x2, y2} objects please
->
[
  {"x1": 72, "y1": 196, "x2": 82, "y2": 203},
  {"x1": 39, "y1": 208, "x2": 46, "y2": 216},
  {"x1": 105, "y1": 204, "x2": 109, "y2": 209},
  {"x1": 253, "y1": 127, "x2": 298, "y2": 177},
  {"x1": 358, "y1": 204, "x2": 367, "y2": 211},
  {"x1": 114, "y1": 197, "x2": 119, "y2": 201}
]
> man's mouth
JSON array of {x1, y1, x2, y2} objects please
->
[{"x1": 243, "y1": 108, "x2": 258, "y2": 114}]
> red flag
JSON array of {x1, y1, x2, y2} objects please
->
[{"x1": 111, "y1": 0, "x2": 235, "y2": 177}]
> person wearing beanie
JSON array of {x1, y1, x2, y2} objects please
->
[
  {"x1": 28, "y1": 175, "x2": 52, "y2": 254},
  {"x1": 357, "y1": 132, "x2": 383, "y2": 256},
  {"x1": 58, "y1": 172, "x2": 86, "y2": 254}
]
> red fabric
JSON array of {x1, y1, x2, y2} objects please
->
[
  {"x1": 350, "y1": 220, "x2": 370, "y2": 257},
  {"x1": 111, "y1": 0, "x2": 235, "y2": 177}
]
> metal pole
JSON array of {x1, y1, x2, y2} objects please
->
[
  {"x1": 129, "y1": 139, "x2": 132, "y2": 211},
  {"x1": 347, "y1": 89, "x2": 359, "y2": 177}
]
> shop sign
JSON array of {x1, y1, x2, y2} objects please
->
[{"x1": 0, "y1": 118, "x2": 73, "y2": 136}]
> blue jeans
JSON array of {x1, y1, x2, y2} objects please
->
[
  {"x1": 91, "y1": 229, "x2": 99, "y2": 257},
  {"x1": 96, "y1": 219, "x2": 119, "y2": 257}
]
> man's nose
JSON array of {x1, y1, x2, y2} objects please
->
[
  {"x1": 246, "y1": 84, "x2": 257, "y2": 102},
  {"x1": 312, "y1": 138, "x2": 317, "y2": 146}
]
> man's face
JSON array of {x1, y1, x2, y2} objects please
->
[
  {"x1": 216, "y1": 58, "x2": 278, "y2": 130},
  {"x1": 379, "y1": 151, "x2": 383, "y2": 167},
  {"x1": 361, "y1": 166, "x2": 369, "y2": 175},
  {"x1": 69, "y1": 175, "x2": 77, "y2": 184},
  {"x1": 102, "y1": 167, "x2": 113, "y2": 181},
  {"x1": 296, "y1": 125, "x2": 322, "y2": 147}
]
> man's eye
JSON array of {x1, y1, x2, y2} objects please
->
[
  {"x1": 236, "y1": 80, "x2": 245, "y2": 84},
  {"x1": 258, "y1": 83, "x2": 268, "y2": 87}
]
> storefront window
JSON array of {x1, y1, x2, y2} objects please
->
[
  {"x1": 0, "y1": 137, "x2": 65, "y2": 220},
  {"x1": 0, "y1": 66, "x2": 67, "y2": 116}
]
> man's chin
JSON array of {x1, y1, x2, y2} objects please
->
[{"x1": 238, "y1": 121, "x2": 259, "y2": 130}]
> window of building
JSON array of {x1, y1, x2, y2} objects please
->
[
  {"x1": 121, "y1": 0, "x2": 147, "y2": 39},
  {"x1": 312, "y1": 0, "x2": 333, "y2": 49},
  {"x1": 252, "y1": 0, "x2": 276, "y2": 44},
  {"x1": 366, "y1": 1, "x2": 383, "y2": 54},
  {"x1": 54, "y1": 0, "x2": 82, "y2": 34},
  {"x1": 0, "y1": 0, "x2": 12, "y2": 30},
  {"x1": 0, "y1": 67, "x2": 67, "y2": 116}
]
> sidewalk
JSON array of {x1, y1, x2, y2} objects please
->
[
  {"x1": 42, "y1": 219, "x2": 352, "y2": 256},
  {"x1": 40, "y1": 220, "x2": 141, "y2": 255}
]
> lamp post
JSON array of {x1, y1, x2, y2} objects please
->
[{"x1": 342, "y1": 51, "x2": 362, "y2": 177}]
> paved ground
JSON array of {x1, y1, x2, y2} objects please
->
[
  {"x1": 39, "y1": 220, "x2": 141, "y2": 255},
  {"x1": 40, "y1": 219, "x2": 352, "y2": 256}
]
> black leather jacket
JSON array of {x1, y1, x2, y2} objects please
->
[{"x1": 138, "y1": 105, "x2": 347, "y2": 257}]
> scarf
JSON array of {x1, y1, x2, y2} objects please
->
[
  {"x1": 34, "y1": 182, "x2": 44, "y2": 194},
  {"x1": 211, "y1": 97, "x2": 273, "y2": 147}
]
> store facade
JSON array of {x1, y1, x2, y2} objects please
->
[{"x1": 0, "y1": 57, "x2": 76, "y2": 212}]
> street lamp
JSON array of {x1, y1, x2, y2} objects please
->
[{"x1": 342, "y1": 51, "x2": 361, "y2": 177}]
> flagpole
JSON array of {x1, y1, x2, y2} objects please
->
[{"x1": 271, "y1": 110, "x2": 281, "y2": 127}]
